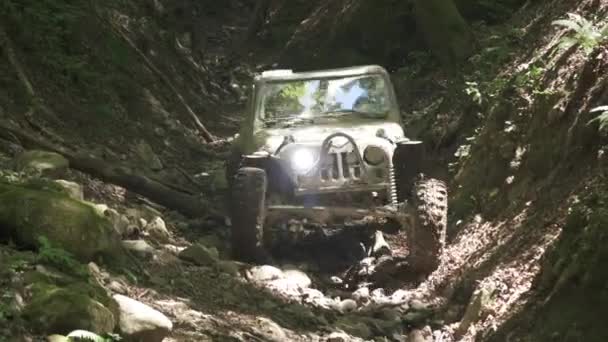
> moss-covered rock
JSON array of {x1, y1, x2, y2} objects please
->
[
  {"x1": 0, "y1": 184, "x2": 120, "y2": 261},
  {"x1": 14, "y1": 150, "x2": 69, "y2": 177},
  {"x1": 22, "y1": 281, "x2": 116, "y2": 335}
]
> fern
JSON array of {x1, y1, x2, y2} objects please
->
[
  {"x1": 553, "y1": 13, "x2": 608, "y2": 54},
  {"x1": 588, "y1": 106, "x2": 608, "y2": 132}
]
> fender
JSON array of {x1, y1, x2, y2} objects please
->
[{"x1": 393, "y1": 140, "x2": 424, "y2": 201}]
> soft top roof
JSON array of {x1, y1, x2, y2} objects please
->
[{"x1": 255, "y1": 65, "x2": 390, "y2": 83}]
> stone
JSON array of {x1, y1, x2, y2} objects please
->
[
  {"x1": 409, "y1": 299, "x2": 429, "y2": 311},
  {"x1": 408, "y1": 326, "x2": 433, "y2": 342},
  {"x1": 14, "y1": 150, "x2": 69, "y2": 177},
  {"x1": 113, "y1": 294, "x2": 173, "y2": 342},
  {"x1": 247, "y1": 265, "x2": 284, "y2": 283},
  {"x1": 105, "y1": 209, "x2": 131, "y2": 237},
  {"x1": 145, "y1": 216, "x2": 170, "y2": 241},
  {"x1": 0, "y1": 184, "x2": 120, "y2": 261},
  {"x1": 282, "y1": 269, "x2": 312, "y2": 288},
  {"x1": 253, "y1": 317, "x2": 287, "y2": 342},
  {"x1": 122, "y1": 240, "x2": 156, "y2": 258},
  {"x1": 134, "y1": 141, "x2": 163, "y2": 171},
  {"x1": 23, "y1": 283, "x2": 116, "y2": 335},
  {"x1": 92, "y1": 203, "x2": 109, "y2": 216},
  {"x1": 217, "y1": 260, "x2": 240, "y2": 275},
  {"x1": 327, "y1": 331, "x2": 350, "y2": 342},
  {"x1": 336, "y1": 299, "x2": 358, "y2": 313},
  {"x1": 352, "y1": 287, "x2": 370, "y2": 302},
  {"x1": 178, "y1": 244, "x2": 218, "y2": 266},
  {"x1": 53, "y1": 180, "x2": 84, "y2": 200}
]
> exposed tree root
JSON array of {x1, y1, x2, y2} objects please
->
[{"x1": 0, "y1": 122, "x2": 213, "y2": 218}]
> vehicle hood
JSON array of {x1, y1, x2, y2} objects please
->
[{"x1": 257, "y1": 120, "x2": 405, "y2": 154}]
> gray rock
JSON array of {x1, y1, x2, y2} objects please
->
[
  {"x1": 145, "y1": 216, "x2": 170, "y2": 241},
  {"x1": 113, "y1": 294, "x2": 173, "y2": 342},
  {"x1": 217, "y1": 260, "x2": 240, "y2": 275},
  {"x1": 409, "y1": 299, "x2": 429, "y2": 311},
  {"x1": 134, "y1": 141, "x2": 163, "y2": 171},
  {"x1": 23, "y1": 283, "x2": 116, "y2": 335},
  {"x1": 53, "y1": 180, "x2": 83, "y2": 200},
  {"x1": 326, "y1": 331, "x2": 351, "y2": 342},
  {"x1": 0, "y1": 186, "x2": 119, "y2": 261},
  {"x1": 14, "y1": 150, "x2": 68, "y2": 177},
  {"x1": 178, "y1": 244, "x2": 218, "y2": 266},
  {"x1": 282, "y1": 269, "x2": 312, "y2": 288},
  {"x1": 122, "y1": 240, "x2": 156, "y2": 258},
  {"x1": 352, "y1": 287, "x2": 370, "y2": 302},
  {"x1": 408, "y1": 327, "x2": 433, "y2": 342},
  {"x1": 336, "y1": 299, "x2": 357, "y2": 313},
  {"x1": 247, "y1": 265, "x2": 284, "y2": 283},
  {"x1": 253, "y1": 317, "x2": 287, "y2": 342}
]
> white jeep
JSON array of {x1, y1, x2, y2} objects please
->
[{"x1": 227, "y1": 65, "x2": 447, "y2": 274}]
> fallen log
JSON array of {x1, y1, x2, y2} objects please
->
[{"x1": 0, "y1": 123, "x2": 210, "y2": 218}]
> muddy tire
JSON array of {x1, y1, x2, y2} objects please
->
[
  {"x1": 230, "y1": 167, "x2": 267, "y2": 262},
  {"x1": 407, "y1": 176, "x2": 448, "y2": 274}
]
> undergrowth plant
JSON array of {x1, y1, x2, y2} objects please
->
[
  {"x1": 36, "y1": 236, "x2": 88, "y2": 277},
  {"x1": 552, "y1": 13, "x2": 608, "y2": 54},
  {"x1": 589, "y1": 106, "x2": 608, "y2": 132}
]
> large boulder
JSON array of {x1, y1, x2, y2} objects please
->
[
  {"x1": 22, "y1": 281, "x2": 116, "y2": 335},
  {"x1": 0, "y1": 184, "x2": 120, "y2": 261},
  {"x1": 113, "y1": 294, "x2": 173, "y2": 342},
  {"x1": 14, "y1": 150, "x2": 69, "y2": 177}
]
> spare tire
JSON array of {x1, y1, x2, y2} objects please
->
[
  {"x1": 407, "y1": 176, "x2": 448, "y2": 274},
  {"x1": 230, "y1": 167, "x2": 267, "y2": 262}
]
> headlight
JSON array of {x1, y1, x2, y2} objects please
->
[
  {"x1": 292, "y1": 149, "x2": 315, "y2": 172},
  {"x1": 364, "y1": 146, "x2": 386, "y2": 165}
]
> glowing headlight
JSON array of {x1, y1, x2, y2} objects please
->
[
  {"x1": 364, "y1": 146, "x2": 386, "y2": 165},
  {"x1": 292, "y1": 149, "x2": 315, "y2": 172}
]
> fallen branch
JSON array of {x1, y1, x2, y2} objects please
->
[{"x1": 0, "y1": 122, "x2": 212, "y2": 218}]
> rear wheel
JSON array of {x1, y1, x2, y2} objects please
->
[
  {"x1": 407, "y1": 176, "x2": 448, "y2": 274},
  {"x1": 230, "y1": 167, "x2": 267, "y2": 262}
]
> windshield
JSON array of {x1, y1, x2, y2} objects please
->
[{"x1": 259, "y1": 74, "x2": 391, "y2": 127}]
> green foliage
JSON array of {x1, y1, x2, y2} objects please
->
[
  {"x1": 588, "y1": 106, "x2": 608, "y2": 132},
  {"x1": 552, "y1": 13, "x2": 608, "y2": 54},
  {"x1": 36, "y1": 236, "x2": 88, "y2": 277},
  {"x1": 464, "y1": 81, "x2": 483, "y2": 105}
]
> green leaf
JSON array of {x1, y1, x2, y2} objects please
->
[
  {"x1": 552, "y1": 19, "x2": 582, "y2": 32},
  {"x1": 590, "y1": 106, "x2": 608, "y2": 113},
  {"x1": 557, "y1": 37, "x2": 578, "y2": 50}
]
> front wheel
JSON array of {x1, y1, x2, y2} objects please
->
[
  {"x1": 230, "y1": 167, "x2": 267, "y2": 262},
  {"x1": 407, "y1": 176, "x2": 448, "y2": 274}
]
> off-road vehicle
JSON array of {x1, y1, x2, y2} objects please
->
[{"x1": 227, "y1": 65, "x2": 447, "y2": 273}]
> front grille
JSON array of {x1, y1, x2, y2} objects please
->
[{"x1": 320, "y1": 152, "x2": 361, "y2": 181}]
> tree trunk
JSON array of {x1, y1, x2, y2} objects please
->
[{"x1": 413, "y1": 0, "x2": 475, "y2": 67}]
